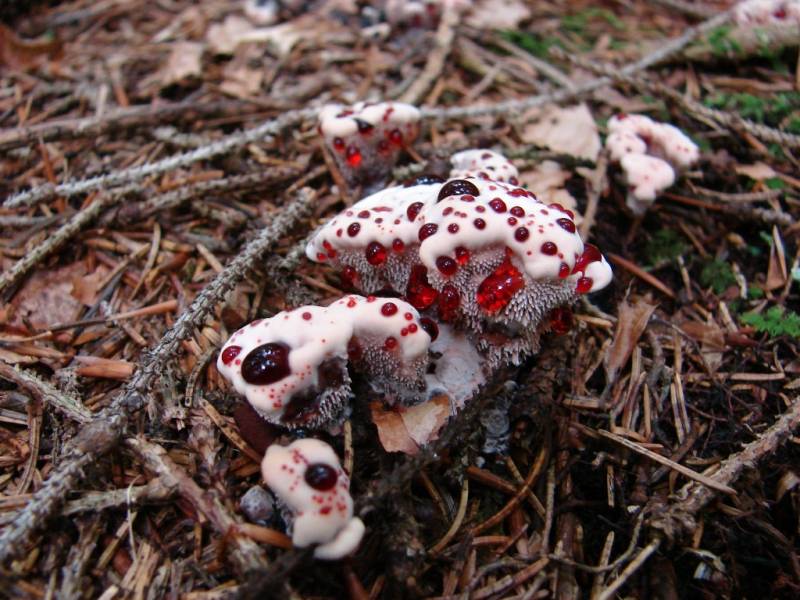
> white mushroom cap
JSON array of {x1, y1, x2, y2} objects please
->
[
  {"x1": 243, "y1": 0, "x2": 279, "y2": 25},
  {"x1": 620, "y1": 154, "x2": 676, "y2": 213},
  {"x1": 608, "y1": 114, "x2": 699, "y2": 169},
  {"x1": 733, "y1": 0, "x2": 800, "y2": 25},
  {"x1": 450, "y1": 149, "x2": 520, "y2": 184},
  {"x1": 261, "y1": 438, "x2": 364, "y2": 560}
]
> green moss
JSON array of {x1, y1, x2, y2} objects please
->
[
  {"x1": 645, "y1": 229, "x2": 688, "y2": 266},
  {"x1": 699, "y1": 260, "x2": 736, "y2": 294},
  {"x1": 498, "y1": 30, "x2": 563, "y2": 59}
]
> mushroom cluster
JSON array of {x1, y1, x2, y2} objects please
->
[
  {"x1": 605, "y1": 114, "x2": 699, "y2": 214},
  {"x1": 217, "y1": 295, "x2": 434, "y2": 428},
  {"x1": 262, "y1": 438, "x2": 364, "y2": 560},
  {"x1": 306, "y1": 151, "x2": 612, "y2": 365},
  {"x1": 319, "y1": 101, "x2": 421, "y2": 189}
]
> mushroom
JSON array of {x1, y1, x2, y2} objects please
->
[
  {"x1": 383, "y1": 0, "x2": 465, "y2": 28},
  {"x1": 262, "y1": 438, "x2": 365, "y2": 560},
  {"x1": 318, "y1": 101, "x2": 421, "y2": 190},
  {"x1": 243, "y1": 0, "x2": 280, "y2": 25},
  {"x1": 217, "y1": 295, "x2": 434, "y2": 429},
  {"x1": 449, "y1": 149, "x2": 520, "y2": 184},
  {"x1": 307, "y1": 159, "x2": 613, "y2": 366},
  {"x1": 733, "y1": 0, "x2": 800, "y2": 25},
  {"x1": 605, "y1": 113, "x2": 699, "y2": 214}
]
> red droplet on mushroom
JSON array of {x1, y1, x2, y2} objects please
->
[
  {"x1": 333, "y1": 137, "x2": 345, "y2": 152},
  {"x1": 514, "y1": 227, "x2": 529, "y2": 242},
  {"x1": 392, "y1": 238, "x2": 405, "y2": 253},
  {"x1": 541, "y1": 242, "x2": 558, "y2": 255},
  {"x1": 448, "y1": 223, "x2": 460, "y2": 234},
  {"x1": 341, "y1": 266, "x2": 358, "y2": 287},
  {"x1": 418, "y1": 223, "x2": 439, "y2": 241},
  {"x1": 473, "y1": 218, "x2": 486, "y2": 230},
  {"x1": 549, "y1": 307, "x2": 573, "y2": 335},
  {"x1": 408, "y1": 323, "x2": 418, "y2": 333},
  {"x1": 346, "y1": 146, "x2": 362, "y2": 167},
  {"x1": 572, "y1": 244, "x2": 602, "y2": 274},
  {"x1": 557, "y1": 218, "x2": 576, "y2": 233},
  {"x1": 507, "y1": 217, "x2": 518, "y2": 226},
  {"x1": 489, "y1": 198, "x2": 507, "y2": 213},
  {"x1": 381, "y1": 302, "x2": 398, "y2": 316},
  {"x1": 510, "y1": 206, "x2": 525, "y2": 217},
  {"x1": 241, "y1": 342, "x2": 291, "y2": 385},
  {"x1": 438, "y1": 284, "x2": 460, "y2": 321},
  {"x1": 316, "y1": 253, "x2": 327, "y2": 261},
  {"x1": 406, "y1": 265, "x2": 439, "y2": 310},
  {"x1": 347, "y1": 336, "x2": 362, "y2": 360},
  {"x1": 460, "y1": 194, "x2": 475, "y2": 202},
  {"x1": 455, "y1": 246, "x2": 470, "y2": 265},
  {"x1": 404, "y1": 312, "x2": 413, "y2": 321},
  {"x1": 221, "y1": 345, "x2": 242, "y2": 366},
  {"x1": 436, "y1": 256, "x2": 458, "y2": 276},
  {"x1": 576, "y1": 276, "x2": 593, "y2": 294},
  {"x1": 437, "y1": 179, "x2": 480, "y2": 202},
  {"x1": 384, "y1": 336, "x2": 398, "y2": 350},
  {"x1": 358, "y1": 210, "x2": 370, "y2": 219},
  {"x1": 389, "y1": 129, "x2": 403, "y2": 145},
  {"x1": 476, "y1": 260, "x2": 525, "y2": 313},
  {"x1": 347, "y1": 223, "x2": 361, "y2": 237},
  {"x1": 419, "y1": 317, "x2": 439, "y2": 341},
  {"x1": 305, "y1": 463, "x2": 338, "y2": 490},
  {"x1": 365, "y1": 241, "x2": 387, "y2": 265},
  {"x1": 302, "y1": 312, "x2": 312, "y2": 321},
  {"x1": 407, "y1": 201, "x2": 424, "y2": 221},
  {"x1": 355, "y1": 118, "x2": 374, "y2": 135},
  {"x1": 558, "y1": 263, "x2": 570, "y2": 279},
  {"x1": 509, "y1": 188, "x2": 528, "y2": 198}
]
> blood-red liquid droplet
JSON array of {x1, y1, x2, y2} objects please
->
[
  {"x1": 437, "y1": 179, "x2": 480, "y2": 202},
  {"x1": 557, "y1": 218, "x2": 576, "y2": 233},
  {"x1": 541, "y1": 242, "x2": 558, "y2": 255},
  {"x1": 389, "y1": 129, "x2": 403, "y2": 145},
  {"x1": 455, "y1": 246, "x2": 470, "y2": 265},
  {"x1": 341, "y1": 266, "x2": 358, "y2": 287},
  {"x1": 392, "y1": 238, "x2": 405, "y2": 252},
  {"x1": 438, "y1": 284, "x2": 460, "y2": 321},
  {"x1": 576, "y1": 277, "x2": 594, "y2": 294},
  {"x1": 549, "y1": 307, "x2": 573, "y2": 335},
  {"x1": 407, "y1": 202, "x2": 424, "y2": 221},
  {"x1": 489, "y1": 198, "x2": 507, "y2": 213},
  {"x1": 419, "y1": 317, "x2": 439, "y2": 341},
  {"x1": 406, "y1": 265, "x2": 438, "y2": 310},
  {"x1": 448, "y1": 223, "x2": 460, "y2": 234},
  {"x1": 221, "y1": 345, "x2": 242, "y2": 366},
  {"x1": 476, "y1": 260, "x2": 525, "y2": 313},
  {"x1": 365, "y1": 241, "x2": 387, "y2": 265},
  {"x1": 436, "y1": 256, "x2": 457, "y2": 276},
  {"x1": 507, "y1": 217, "x2": 518, "y2": 226},
  {"x1": 558, "y1": 263, "x2": 570, "y2": 279},
  {"x1": 358, "y1": 210, "x2": 370, "y2": 219},
  {"x1": 347, "y1": 222, "x2": 361, "y2": 237},
  {"x1": 346, "y1": 146, "x2": 362, "y2": 167},
  {"x1": 384, "y1": 336, "x2": 398, "y2": 350},
  {"x1": 509, "y1": 188, "x2": 528, "y2": 198},
  {"x1": 381, "y1": 302, "x2": 398, "y2": 316},
  {"x1": 572, "y1": 244, "x2": 602, "y2": 274},
  {"x1": 418, "y1": 223, "x2": 439, "y2": 241},
  {"x1": 514, "y1": 227, "x2": 529, "y2": 242},
  {"x1": 305, "y1": 463, "x2": 338, "y2": 490},
  {"x1": 473, "y1": 218, "x2": 486, "y2": 230},
  {"x1": 302, "y1": 312, "x2": 312, "y2": 321},
  {"x1": 510, "y1": 206, "x2": 525, "y2": 217},
  {"x1": 241, "y1": 342, "x2": 291, "y2": 385},
  {"x1": 333, "y1": 137, "x2": 345, "y2": 152}
]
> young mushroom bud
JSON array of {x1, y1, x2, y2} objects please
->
[
  {"x1": 217, "y1": 295, "x2": 433, "y2": 429},
  {"x1": 450, "y1": 149, "x2": 520, "y2": 184},
  {"x1": 262, "y1": 438, "x2": 365, "y2": 560},
  {"x1": 318, "y1": 101, "x2": 421, "y2": 190},
  {"x1": 605, "y1": 114, "x2": 699, "y2": 214}
]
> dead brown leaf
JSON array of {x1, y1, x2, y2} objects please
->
[
  {"x1": 370, "y1": 402, "x2": 418, "y2": 455},
  {"x1": 8, "y1": 264, "x2": 86, "y2": 331},
  {"x1": 159, "y1": 42, "x2": 204, "y2": 88},
  {"x1": 0, "y1": 23, "x2": 62, "y2": 71},
  {"x1": 766, "y1": 226, "x2": 788, "y2": 290},
  {"x1": 522, "y1": 104, "x2": 601, "y2": 161},
  {"x1": 604, "y1": 297, "x2": 656, "y2": 384}
]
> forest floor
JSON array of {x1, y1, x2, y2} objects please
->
[{"x1": 1, "y1": 0, "x2": 800, "y2": 598}]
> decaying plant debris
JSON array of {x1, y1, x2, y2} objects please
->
[{"x1": 1, "y1": 0, "x2": 800, "y2": 598}]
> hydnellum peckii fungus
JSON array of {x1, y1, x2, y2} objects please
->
[
  {"x1": 306, "y1": 149, "x2": 613, "y2": 366},
  {"x1": 605, "y1": 113, "x2": 699, "y2": 214},
  {"x1": 733, "y1": 0, "x2": 800, "y2": 25},
  {"x1": 261, "y1": 438, "x2": 365, "y2": 560},
  {"x1": 217, "y1": 295, "x2": 434, "y2": 429},
  {"x1": 318, "y1": 101, "x2": 421, "y2": 190}
]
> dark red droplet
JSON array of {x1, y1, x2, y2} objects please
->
[
  {"x1": 438, "y1": 284, "x2": 460, "y2": 321},
  {"x1": 384, "y1": 336, "x2": 398, "y2": 350},
  {"x1": 346, "y1": 146, "x2": 362, "y2": 167},
  {"x1": 418, "y1": 223, "x2": 439, "y2": 241},
  {"x1": 302, "y1": 312, "x2": 312, "y2": 321},
  {"x1": 341, "y1": 266, "x2": 358, "y2": 286},
  {"x1": 572, "y1": 244, "x2": 602, "y2": 274},
  {"x1": 419, "y1": 317, "x2": 439, "y2": 341},
  {"x1": 437, "y1": 179, "x2": 480, "y2": 202},
  {"x1": 358, "y1": 210, "x2": 370, "y2": 219},
  {"x1": 381, "y1": 302, "x2": 398, "y2": 316},
  {"x1": 558, "y1": 263, "x2": 570, "y2": 279},
  {"x1": 305, "y1": 463, "x2": 338, "y2": 490},
  {"x1": 221, "y1": 345, "x2": 242, "y2": 366},
  {"x1": 541, "y1": 242, "x2": 558, "y2": 255},
  {"x1": 473, "y1": 218, "x2": 486, "y2": 230},
  {"x1": 510, "y1": 206, "x2": 525, "y2": 217},
  {"x1": 549, "y1": 307, "x2": 573, "y2": 335},
  {"x1": 455, "y1": 246, "x2": 470, "y2": 265},
  {"x1": 347, "y1": 222, "x2": 361, "y2": 237},
  {"x1": 576, "y1": 277, "x2": 593, "y2": 294},
  {"x1": 557, "y1": 218, "x2": 576, "y2": 233},
  {"x1": 514, "y1": 227, "x2": 529, "y2": 242},
  {"x1": 389, "y1": 129, "x2": 403, "y2": 145},
  {"x1": 333, "y1": 137, "x2": 345, "y2": 152},
  {"x1": 448, "y1": 223, "x2": 460, "y2": 234},
  {"x1": 489, "y1": 198, "x2": 507, "y2": 213},
  {"x1": 365, "y1": 241, "x2": 387, "y2": 265},
  {"x1": 476, "y1": 260, "x2": 525, "y2": 313},
  {"x1": 436, "y1": 256, "x2": 458, "y2": 276},
  {"x1": 407, "y1": 202, "x2": 424, "y2": 221},
  {"x1": 507, "y1": 217, "x2": 518, "y2": 226},
  {"x1": 509, "y1": 188, "x2": 529, "y2": 198},
  {"x1": 406, "y1": 265, "x2": 438, "y2": 310},
  {"x1": 392, "y1": 238, "x2": 405, "y2": 252},
  {"x1": 241, "y1": 342, "x2": 291, "y2": 385}
]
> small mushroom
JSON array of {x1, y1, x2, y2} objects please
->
[
  {"x1": 217, "y1": 295, "x2": 433, "y2": 429},
  {"x1": 449, "y1": 149, "x2": 520, "y2": 184},
  {"x1": 384, "y1": 0, "x2": 468, "y2": 29},
  {"x1": 262, "y1": 438, "x2": 364, "y2": 560},
  {"x1": 318, "y1": 101, "x2": 421, "y2": 189},
  {"x1": 733, "y1": 0, "x2": 800, "y2": 25}
]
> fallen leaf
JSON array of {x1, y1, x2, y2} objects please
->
[
  {"x1": 735, "y1": 162, "x2": 777, "y2": 180},
  {"x1": 679, "y1": 319, "x2": 725, "y2": 373},
  {"x1": 220, "y1": 44, "x2": 266, "y2": 98},
  {"x1": 71, "y1": 265, "x2": 110, "y2": 307},
  {"x1": 522, "y1": 103, "x2": 601, "y2": 161},
  {"x1": 465, "y1": 0, "x2": 531, "y2": 30},
  {"x1": 0, "y1": 23, "x2": 62, "y2": 71},
  {"x1": 370, "y1": 402, "x2": 418, "y2": 454},
  {"x1": 400, "y1": 395, "x2": 450, "y2": 447},
  {"x1": 159, "y1": 42, "x2": 204, "y2": 88},
  {"x1": 207, "y1": 15, "x2": 255, "y2": 55},
  {"x1": 766, "y1": 225, "x2": 788, "y2": 291},
  {"x1": 10, "y1": 263, "x2": 86, "y2": 330},
  {"x1": 604, "y1": 297, "x2": 656, "y2": 384},
  {"x1": 240, "y1": 20, "x2": 305, "y2": 57}
]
